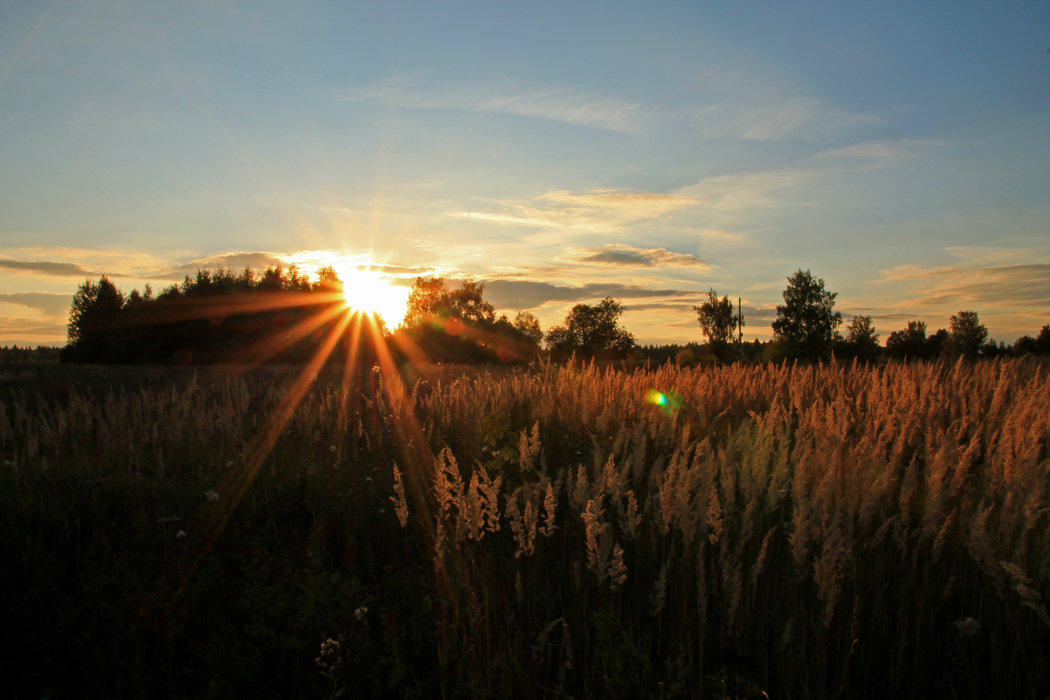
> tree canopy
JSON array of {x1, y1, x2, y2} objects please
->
[
  {"x1": 771, "y1": 270, "x2": 842, "y2": 361},
  {"x1": 61, "y1": 264, "x2": 1047, "y2": 367},
  {"x1": 65, "y1": 277, "x2": 125, "y2": 363},
  {"x1": 545, "y1": 297, "x2": 635, "y2": 361},
  {"x1": 397, "y1": 277, "x2": 539, "y2": 364},
  {"x1": 694, "y1": 289, "x2": 737, "y2": 346},
  {"x1": 949, "y1": 310, "x2": 988, "y2": 359},
  {"x1": 885, "y1": 321, "x2": 929, "y2": 360},
  {"x1": 402, "y1": 277, "x2": 496, "y2": 329},
  {"x1": 63, "y1": 267, "x2": 362, "y2": 365},
  {"x1": 837, "y1": 315, "x2": 880, "y2": 362}
]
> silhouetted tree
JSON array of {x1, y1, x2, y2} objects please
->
[
  {"x1": 259, "y1": 266, "x2": 284, "y2": 292},
  {"x1": 61, "y1": 265, "x2": 382, "y2": 366},
  {"x1": 927, "y1": 328, "x2": 950, "y2": 358},
  {"x1": 283, "y1": 264, "x2": 311, "y2": 292},
  {"x1": 447, "y1": 281, "x2": 496, "y2": 325},
  {"x1": 313, "y1": 265, "x2": 342, "y2": 293},
  {"x1": 836, "y1": 314, "x2": 880, "y2": 362},
  {"x1": 886, "y1": 321, "x2": 929, "y2": 360},
  {"x1": 64, "y1": 277, "x2": 125, "y2": 363},
  {"x1": 1013, "y1": 334, "x2": 1039, "y2": 356},
  {"x1": 512, "y1": 312, "x2": 543, "y2": 347},
  {"x1": 545, "y1": 297, "x2": 635, "y2": 361},
  {"x1": 948, "y1": 310, "x2": 988, "y2": 359},
  {"x1": 694, "y1": 289, "x2": 736, "y2": 346},
  {"x1": 1033, "y1": 325, "x2": 1050, "y2": 355},
  {"x1": 771, "y1": 270, "x2": 842, "y2": 361},
  {"x1": 981, "y1": 339, "x2": 1008, "y2": 359}
]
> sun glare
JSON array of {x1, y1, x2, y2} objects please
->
[
  {"x1": 335, "y1": 266, "x2": 410, "y2": 329},
  {"x1": 288, "y1": 250, "x2": 411, "y2": 329}
]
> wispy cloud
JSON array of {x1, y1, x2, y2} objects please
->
[
  {"x1": 943, "y1": 245, "x2": 1049, "y2": 267},
  {"x1": 812, "y1": 139, "x2": 949, "y2": 171},
  {"x1": 678, "y1": 170, "x2": 807, "y2": 213},
  {"x1": 0, "y1": 292, "x2": 71, "y2": 317},
  {"x1": 340, "y1": 74, "x2": 642, "y2": 133},
  {"x1": 481, "y1": 279, "x2": 691, "y2": 311},
  {"x1": 0, "y1": 318, "x2": 66, "y2": 343},
  {"x1": 452, "y1": 211, "x2": 561, "y2": 228},
  {"x1": 167, "y1": 250, "x2": 434, "y2": 284},
  {"x1": 878, "y1": 262, "x2": 1050, "y2": 309},
  {"x1": 0, "y1": 259, "x2": 97, "y2": 277},
  {"x1": 453, "y1": 188, "x2": 698, "y2": 234},
  {"x1": 2, "y1": 247, "x2": 177, "y2": 279},
  {"x1": 693, "y1": 97, "x2": 883, "y2": 141},
  {"x1": 539, "y1": 190, "x2": 696, "y2": 217},
  {"x1": 479, "y1": 88, "x2": 641, "y2": 132},
  {"x1": 574, "y1": 244, "x2": 710, "y2": 270},
  {"x1": 813, "y1": 142, "x2": 903, "y2": 163},
  {"x1": 166, "y1": 251, "x2": 286, "y2": 278}
]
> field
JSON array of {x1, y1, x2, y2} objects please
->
[{"x1": 1, "y1": 359, "x2": 1048, "y2": 698}]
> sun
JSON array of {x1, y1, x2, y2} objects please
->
[
  {"x1": 288, "y1": 250, "x2": 412, "y2": 329},
  {"x1": 335, "y1": 266, "x2": 410, "y2": 329}
]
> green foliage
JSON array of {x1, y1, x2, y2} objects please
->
[
  {"x1": 949, "y1": 310, "x2": 988, "y2": 359},
  {"x1": 397, "y1": 277, "x2": 539, "y2": 363},
  {"x1": 771, "y1": 269, "x2": 842, "y2": 361},
  {"x1": 402, "y1": 276, "x2": 495, "y2": 328},
  {"x1": 836, "y1": 314, "x2": 880, "y2": 362},
  {"x1": 545, "y1": 297, "x2": 635, "y2": 360},
  {"x1": 512, "y1": 311, "x2": 543, "y2": 347},
  {"x1": 694, "y1": 289, "x2": 738, "y2": 346}
]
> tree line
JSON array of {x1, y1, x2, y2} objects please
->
[
  {"x1": 63, "y1": 266, "x2": 356, "y2": 365},
  {"x1": 693, "y1": 269, "x2": 1049, "y2": 364},
  {"x1": 61, "y1": 266, "x2": 1049, "y2": 365}
]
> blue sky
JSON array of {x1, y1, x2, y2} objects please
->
[{"x1": 1, "y1": 0, "x2": 1047, "y2": 347}]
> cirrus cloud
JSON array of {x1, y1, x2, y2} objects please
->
[
  {"x1": 0, "y1": 258, "x2": 98, "y2": 277},
  {"x1": 452, "y1": 188, "x2": 699, "y2": 234}
]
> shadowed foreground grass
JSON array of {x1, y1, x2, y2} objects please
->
[{"x1": 1, "y1": 359, "x2": 1048, "y2": 698}]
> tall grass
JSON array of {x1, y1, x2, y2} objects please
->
[{"x1": 1, "y1": 359, "x2": 1047, "y2": 698}]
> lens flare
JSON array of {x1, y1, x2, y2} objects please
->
[
  {"x1": 646, "y1": 389, "x2": 682, "y2": 415},
  {"x1": 647, "y1": 390, "x2": 668, "y2": 407}
]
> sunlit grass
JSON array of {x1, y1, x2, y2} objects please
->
[{"x1": 1, "y1": 358, "x2": 1048, "y2": 697}]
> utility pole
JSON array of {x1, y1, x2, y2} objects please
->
[{"x1": 738, "y1": 297, "x2": 744, "y2": 361}]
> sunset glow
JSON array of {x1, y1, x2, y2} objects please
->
[
  {"x1": 335, "y1": 266, "x2": 410, "y2": 330},
  {"x1": 0, "y1": 2, "x2": 1047, "y2": 348}
]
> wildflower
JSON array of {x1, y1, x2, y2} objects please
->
[
  {"x1": 329, "y1": 445, "x2": 337, "y2": 454},
  {"x1": 354, "y1": 606, "x2": 368, "y2": 621},
  {"x1": 315, "y1": 637, "x2": 342, "y2": 672},
  {"x1": 175, "y1": 530, "x2": 187, "y2": 540},
  {"x1": 204, "y1": 489, "x2": 219, "y2": 502},
  {"x1": 953, "y1": 617, "x2": 981, "y2": 638}
]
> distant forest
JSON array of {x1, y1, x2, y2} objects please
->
[
  {"x1": 17, "y1": 265, "x2": 1050, "y2": 367},
  {"x1": 58, "y1": 266, "x2": 545, "y2": 366}
]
